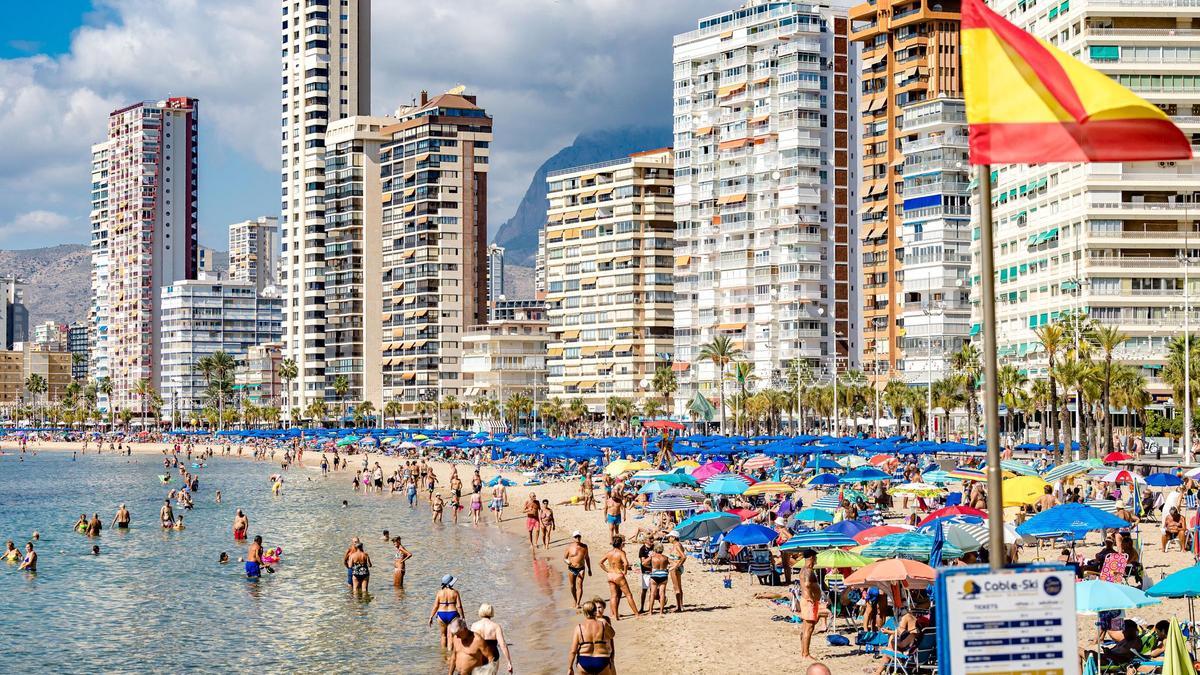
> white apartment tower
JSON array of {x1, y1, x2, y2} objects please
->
[
  {"x1": 280, "y1": 0, "x2": 371, "y2": 407},
  {"x1": 229, "y1": 216, "x2": 281, "y2": 292},
  {"x1": 672, "y1": 1, "x2": 860, "y2": 416},
  {"x1": 89, "y1": 139, "x2": 112, "y2": 407},
  {"x1": 93, "y1": 98, "x2": 199, "y2": 412},
  {"x1": 974, "y1": 0, "x2": 1200, "y2": 398}
]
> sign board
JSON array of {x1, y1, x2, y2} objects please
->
[{"x1": 936, "y1": 564, "x2": 1079, "y2": 675}]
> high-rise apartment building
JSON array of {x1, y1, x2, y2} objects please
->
[
  {"x1": 229, "y1": 216, "x2": 281, "y2": 291},
  {"x1": 198, "y1": 246, "x2": 227, "y2": 278},
  {"x1": 89, "y1": 140, "x2": 112, "y2": 402},
  {"x1": 462, "y1": 312, "x2": 549, "y2": 419},
  {"x1": 672, "y1": 1, "x2": 859, "y2": 415},
  {"x1": 897, "y1": 98, "x2": 971, "y2": 386},
  {"x1": 850, "y1": 0, "x2": 961, "y2": 382},
  {"x1": 379, "y1": 90, "x2": 491, "y2": 421},
  {"x1": 68, "y1": 323, "x2": 89, "y2": 381},
  {"x1": 95, "y1": 97, "x2": 199, "y2": 412},
  {"x1": 237, "y1": 342, "x2": 284, "y2": 408},
  {"x1": 0, "y1": 276, "x2": 27, "y2": 351},
  {"x1": 280, "y1": 0, "x2": 371, "y2": 408},
  {"x1": 32, "y1": 321, "x2": 67, "y2": 351},
  {"x1": 544, "y1": 149, "x2": 675, "y2": 412},
  {"x1": 487, "y1": 243, "x2": 506, "y2": 305},
  {"x1": 324, "y1": 115, "x2": 393, "y2": 410},
  {"x1": 974, "y1": 0, "x2": 1200, "y2": 398},
  {"x1": 159, "y1": 280, "x2": 283, "y2": 421}
]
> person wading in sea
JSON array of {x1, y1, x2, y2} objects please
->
[
  {"x1": 429, "y1": 574, "x2": 465, "y2": 648},
  {"x1": 110, "y1": 504, "x2": 130, "y2": 530},
  {"x1": 446, "y1": 617, "x2": 495, "y2": 675},
  {"x1": 232, "y1": 509, "x2": 249, "y2": 541},
  {"x1": 347, "y1": 542, "x2": 371, "y2": 595},
  {"x1": 391, "y1": 536, "x2": 412, "y2": 588},
  {"x1": 245, "y1": 535, "x2": 263, "y2": 579},
  {"x1": 563, "y1": 531, "x2": 592, "y2": 608},
  {"x1": 470, "y1": 603, "x2": 513, "y2": 674}
]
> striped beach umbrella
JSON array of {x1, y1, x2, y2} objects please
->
[
  {"x1": 661, "y1": 488, "x2": 705, "y2": 501},
  {"x1": 922, "y1": 470, "x2": 960, "y2": 485},
  {"x1": 1042, "y1": 459, "x2": 1105, "y2": 483},
  {"x1": 780, "y1": 531, "x2": 859, "y2": 550},
  {"x1": 811, "y1": 494, "x2": 842, "y2": 510},
  {"x1": 815, "y1": 549, "x2": 872, "y2": 569},
  {"x1": 888, "y1": 482, "x2": 947, "y2": 498},
  {"x1": 742, "y1": 481, "x2": 794, "y2": 496},
  {"x1": 742, "y1": 455, "x2": 774, "y2": 471},
  {"x1": 861, "y1": 532, "x2": 964, "y2": 562},
  {"x1": 945, "y1": 467, "x2": 987, "y2": 482},
  {"x1": 854, "y1": 525, "x2": 909, "y2": 545},
  {"x1": 646, "y1": 495, "x2": 700, "y2": 512},
  {"x1": 999, "y1": 460, "x2": 1040, "y2": 476},
  {"x1": 702, "y1": 475, "x2": 751, "y2": 495}
]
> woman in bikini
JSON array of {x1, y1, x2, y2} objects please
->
[
  {"x1": 470, "y1": 491, "x2": 483, "y2": 525},
  {"x1": 391, "y1": 537, "x2": 413, "y2": 588},
  {"x1": 647, "y1": 545, "x2": 671, "y2": 615},
  {"x1": 568, "y1": 600, "x2": 616, "y2": 675},
  {"x1": 598, "y1": 535, "x2": 641, "y2": 620},
  {"x1": 665, "y1": 533, "x2": 687, "y2": 613},
  {"x1": 428, "y1": 574, "x2": 464, "y2": 648}
]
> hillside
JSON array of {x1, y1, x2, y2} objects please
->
[
  {"x1": 0, "y1": 244, "x2": 91, "y2": 326},
  {"x1": 491, "y1": 125, "x2": 673, "y2": 265}
]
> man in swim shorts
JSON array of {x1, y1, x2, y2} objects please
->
[
  {"x1": 233, "y1": 509, "x2": 249, "y2": 541},
  {"x1": 604, "y1": 494, "x2": 623, "y2": 538},
  {"x1": 446, "y1": 617, "x2": 496, "y2": 675},
  {"x1": 160, "y1": 499, "x2": 174, "y2": 529},
  {"x1": 523, "y1": 493, "x2": 540, "y2": 547},
  {"x1": 111, "y1": 504, "x2": 130, "y2": 529},
  {"x1": 563, "y1": 531, "x2": 592, "y2": 608},
  {"x1": 246, "y1": 535, "x2": 263, "y2": 579}
]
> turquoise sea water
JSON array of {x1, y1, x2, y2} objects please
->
[{"x1": 0, "y1": 451, "x2": 570, "y2": 672}]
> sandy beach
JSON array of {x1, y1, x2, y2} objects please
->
[{"x1": 15, "y1": 437, "x2": 1199, "y2": 674}]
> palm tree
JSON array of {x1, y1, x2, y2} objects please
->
[
  {"x1": 1110, "y1": 364, "x2": 1149, "y2": 440},
  {"x1": 931, "y1": 376, "x2": 966, "y2": 440},
  {"x1": 356, "y1": 400, "x2": 376, "y2": 428},
  {"x1": 278, "y1": 358, "x2": 298, "y2": 427},
  {"x1": 538, "y1": 398, "x2": 564, "y2": 435},
  {"x1": 728, "y1": 361, "x2": 757, "y2": 434},
  {"x1": 652, "y1": 366, "x2": 677, "y2": 412},
  {"x1": 504, "y1": 393, "x2": 534, "y2": 434},
  {"x1": 881, "y1": 379, "x2": 909, "y2": 434},
  {"x1": 698, "y1": 335, "x2": 743, "y2": 435},
  {"x1": 440, "y1": 394, "x2": 460, "y2": 430},
  {"x1": 24, "y1": 373, "x2": 47, "y2": 426},
  {"x1": 568, "y1": 397, "x2": 589, "y2": 435},
  {"x1": 950, "y1": 344, "x2": 982, "y2": 441},
  {"x1": 117, "y1": 407, "x2": 134, "y2": 429},
  {"x1": 305, "y1": 399, "x2": 328, "y2": 428},
  {"x1": 262, "y1": 406, "x2": 281, "y2": 429},
  {"x1": 331, "y1": 375, "x2": 350, "y2": 428},
  {"x1": 1052, "y1": 356, "x2": 1096, "y2": 457},
  {"x1": 132, "y1": 378, "x2": 156, "y2": 430},
  {"x1": 642, "y1": 398, "x2": 665, "y2": 420},
  {"x1": 1091, "y1": 325, "x2": 1128, "y2": 455},
  {"x1": 1162, "y1": 335, "x2": 1200, "y2": 444},
  {"x1": 1035, "y1": 324, "x2": 1066, "y2": 459},
  {"x1": 1028, "y1": 379, "x2": 1050, "y2": 445},
  {"x1": 605, "y1": 396, "x2": 634, "y2": 434},
  {"x1": 383, "y1": 400, "x2": 402, "y2": 428},
  {"x1": 997, "y1": 364, "x2": 1029, "y2": 437}
]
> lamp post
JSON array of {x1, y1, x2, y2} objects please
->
[
  {"x1": 1180, "y1": 240, "x2": 1193, "y2": 463},
  {"x1": 923, "y1": 301, "x2": 944, "y2": 440}
]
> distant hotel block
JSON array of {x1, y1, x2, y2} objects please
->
[
  {"x1": 543, "y1": 149, "x2": 676, "y2": 413},
  {"x1": 229, "y1": 216, "x2": 280, "y2": 292}
]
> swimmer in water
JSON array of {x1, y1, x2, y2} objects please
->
[
  {"x1": 92, "y1": 545, "x2": 100, "y2": 556},
  {"x1": 391, "y1": 536, "x2": 413, "y2": 588},
  {"x1": 245, "y1": 535, "x2": 263, "y2": 579},
  {"x1": 111, "y1": 504, "x2": 131, "y2": 529},
  {"x1": 233, "y1": 509, "x2": 249, "y2": 541},
  {"x1": 160, "y1": 500, "x2": 174, "y2": 529},
  {"x1": 17, "y1": 542, "x2": 36, "y2": 573},
  {"x1": 2, "y1": 540, "x2": 18, "y2": 562},
  {"x1": 219, "y1": 552, "x2": 230, "y2": 564},
  {"x1": 172, "y1": 516, "x2": 185, "y2": 530},
  {"x1": 215, "y1": 490, "x2": 222, "y2": 504}
]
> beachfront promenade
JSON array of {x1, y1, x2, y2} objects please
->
[{"x1": 5, "y1": 429, "x2": 1200, "y2": 673}]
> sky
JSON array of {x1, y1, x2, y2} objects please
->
[{"x1": 0, "y1": 0, "x2": 733, "y2": 250}]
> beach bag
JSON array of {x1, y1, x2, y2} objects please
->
[{"x1": 827, "y1": 634, "x2": 850, "y2": 646}]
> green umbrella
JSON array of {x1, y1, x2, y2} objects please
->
[
  {"x1": 815, "y1": 549, "x2": 871, "y2": 569},
  {"x1": 1163, "y1": 616, "x2": 1196, "y2": 675},
  {"x1": 688, "y1": 391, "x2": 716, "y2": 422}
]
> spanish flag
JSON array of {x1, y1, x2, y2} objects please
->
[{"x1": 962, "y1": 0, "x2": 1191, "y2": 164}]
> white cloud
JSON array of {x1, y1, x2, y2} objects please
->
[
  {"x1": 0, "y1": 0, "x2": 732, "y2": 247},
  {"x1": 0, "y1": 210, "x2": 73, "y2": 244}
]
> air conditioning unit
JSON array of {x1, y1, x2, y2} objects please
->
[{"x1": 1158, "y1": 161, "x2": 1176, "y2": 168}]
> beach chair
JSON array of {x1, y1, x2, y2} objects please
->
[
  {"x1": 1097, "y1": 552, "x2": 1129, "y2": 583},
  {"x1": 856, "y1": 617, "x2": 894, "y2": 655},
  {"x1": 878, "y1": 630, "x2": 934, "y2": 673},
  {"x1": 748, "y1": 548, "x2": 775, "y2": 585}
]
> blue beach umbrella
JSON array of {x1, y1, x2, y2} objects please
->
[
  {"x1": 702, "y1": 476, "x2": 751, "y2": 495},
  {"x1": 1148, "y1": 564, "x2": 1200, "y2": 598},
  {"x1": 780, "y1": 531, "x2": 859, "y2": 550},
  {"x1": 793, "y1": 507, "x2": 835, "y2": 523},
  {"x1": 1075, "y1": 580, "x2": 1161, "y2": 614},
  {"x1": 638, "y1": 480, "x2": 674, "y2": 494},
  {"x1": 807, "y1": 472, "x2": 842, "y2": 486},
  {"x1": 661, "y1": 488, "x2": 705, "y2": 501},
  {"x1": 839, "y1": 467, "x2": 892, "y2": 484},
  {"x1": 1015, "y1": 503, "x2": 1129, "y2": 539},
  {"x1": 485, "y1": 476, "x2": 516, "y2": 487},
  {"x1": 674, "y1": 512, "x2": 741, "y2": 541},
  {"x1": 806, "y1": 458, "x2": 840, "y2": 470},
  {"x1": 822, "y1": 520, "x2": 870, "y2": 537},
  {"x1": 928, "y1": 523, "x2": 946, "y2": 568},
  {"x1": 655, "y1": 473, "x2": 700, "y2": 486},
  {"x1": 1146, "y1": 473, "x2": 1183, "y2": 488},
  {"x1": 723, "y1": 523, "x2": 780, "y2": 547}
]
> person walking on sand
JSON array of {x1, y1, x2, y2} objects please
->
[
  {"x1": 391, "y1": 536, "x2": 413, "y2": 588},
  {"x1": 446, "y1": 617, "x2": 495, "y2": 675},
  {"x1": 470, "y1": 490, "x2": 483, "y2": 525},
  {"x1": 246, "y1": 535, "x2": 264, "y2": 579},
  {"x1": 471, "y1": 603, "x2": 514, "y2": 674},
  {"x1": 598, "y1": 536, "x2": 641, "y2": 620},
  {"x1": 347, "y1": 542, "x2": 371, "y2": 595},
  {"x1": 604, "y1": 493, "x2": 623, "y2": 538},
  {"x1": 539, "y1": 499, "x2": 556, "y2": 548},
  {"x1": 564, "y1": 531, "x2": 592, "y2": 608},
  {"x1": 797, "y1": 549, "x2": 822, "y2": 659},
  {"x1": 490, "y1": 482, "x2": 507, "y2": 524},
  {"x1": 429, "y1": 574, "x2": 465, "y2": 648},
  {"x1": 567, "y1": 600, "x2": 615, "y2": 675},
  {"x1": 523, "y1": 493, "x2": 540, "y2": 547},
  {"x1": 111, "y1": 504, "x2": 131, "y2": 530},
  {"x1": 233, "y1": 509, "x2": 249, "y2": 541}
]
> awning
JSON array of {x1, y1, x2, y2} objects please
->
[
  {"x1": 547, "y1": 347, "x2": 564, "y2": 357},
  {"x1": 750, "y1": 114, "x2": 770, "y2": 124},
  {"x1": 672, "y1": 361, "x2": 690, "y2": 372},
  {"x1": 614, "y1": 256, "x2": 633, "y2": 264},
  {"x1": 578, "y1": 208, "x2": 597, "y2": 219},
  {"x1": 581, "y1": 346, "x2": 604, "y2": 356},
  {"x1": 717, "y1": 82, "x2": 746, "y2": 97},
  {"x1": 401, "y1": 249, "x2": 416, "y2": 259},
  {"x1": 547, "y1": 230, "x2": 564, "y2": 241},
  {"x1": 412, "y1": 308, "x2": 428, "y2": 318},
  {"x1": 614, "y1": 344, "x2": 634, "y2": 354},
  {"x1": 616, "y1": 327, "x2": 635, "y2": 336},
  {"x1": 717, "y1": 193, "x2": 747, "y2": 205},
  {"x1": 580, "y1": 276, "x2": 598, "y2": 286},
  {"x1": 675, "y1": 255, "x2": 692, "y2": 266},
  {"x1": 718, "y1": 138, "x2": 750, "y2": 151},
  {"x1": 577, "y1": 380, "x2": 597, "y2": 389},
  {"x1": 400, "y1": 341, "x2": 413, "y2": 349},
  {"x1": 693, "y1": 126, "x2": 714, "y2": 136},
  {"x1": 752, "y1": 76, "x2": 771, "y2": 85},
  {"x1": 401, "y1": 372, "x2": 416, "y2": 380},
  {"x1": 561, "y1": 330, "x2": 580, "y2": 340},
  {"x1": 580, "y1": 173, "x2": 597, "y2": 182},
  {"x1": 548, "y1": 213, "x2": 563, "y2": 223},
  {"x1": 716, "y1": 322, "x2": 746, "y2": 331},
  {"x1": 412, "y1": 339, "x2": 428, "y2": 347}
]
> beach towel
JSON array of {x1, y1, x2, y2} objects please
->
[{"x1": 1098, "y1": 552, "x2": 1129, "y2": 583}]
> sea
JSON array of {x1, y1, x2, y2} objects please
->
[{"x1": 0, "y1": 449, "x2": 570, "y2": 673}]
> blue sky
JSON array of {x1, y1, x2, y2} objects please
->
[{"x1": 0, "y1": 0, "x2": 730, "y2": 251}]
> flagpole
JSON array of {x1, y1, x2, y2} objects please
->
[{"x1": 978, "y1": 164, "x2": 1006, "y2": 570}]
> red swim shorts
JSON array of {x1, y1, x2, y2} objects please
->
[{"x1": 526, "y1": 516, "x2": 538, "y2": 532}]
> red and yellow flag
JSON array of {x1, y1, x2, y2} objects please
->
[{"x1": 962, "y1": 0, "x2": 1191, "y2": 164}]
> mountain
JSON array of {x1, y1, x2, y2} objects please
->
[
  {"x1": 491, "y1": 125, "x2": 673, "y2": 265},
  {"x1": 0, "y1": 244, "x2": 91, "y2": 327}
]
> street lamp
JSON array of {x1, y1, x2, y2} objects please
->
[
  {"x1": 1179, "y1": 242, "x2": 1193, "y2": 463},
  {"x1": 922, "y1": 301, "x2": 945, "y2": 440}
]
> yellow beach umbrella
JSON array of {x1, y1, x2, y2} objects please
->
[
  {"x1": 1162, "y1": 616, "x2": 1195, "y2": 675},
  {"x1": 604, "y1": 460, "x2": 634, "y2": 476},
  {"x1": 1002, "y1": 476, "x2": 1049, "y2": 507},
  {"x1": 743, "y1": 481, "x2": 795, "y2": 496},
  {"x1": 673, "y1": 460, "x2": 700, "y2": 469},
  {"x1": 625, "y1": 461, "x2": 652, "y2": 472}
]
